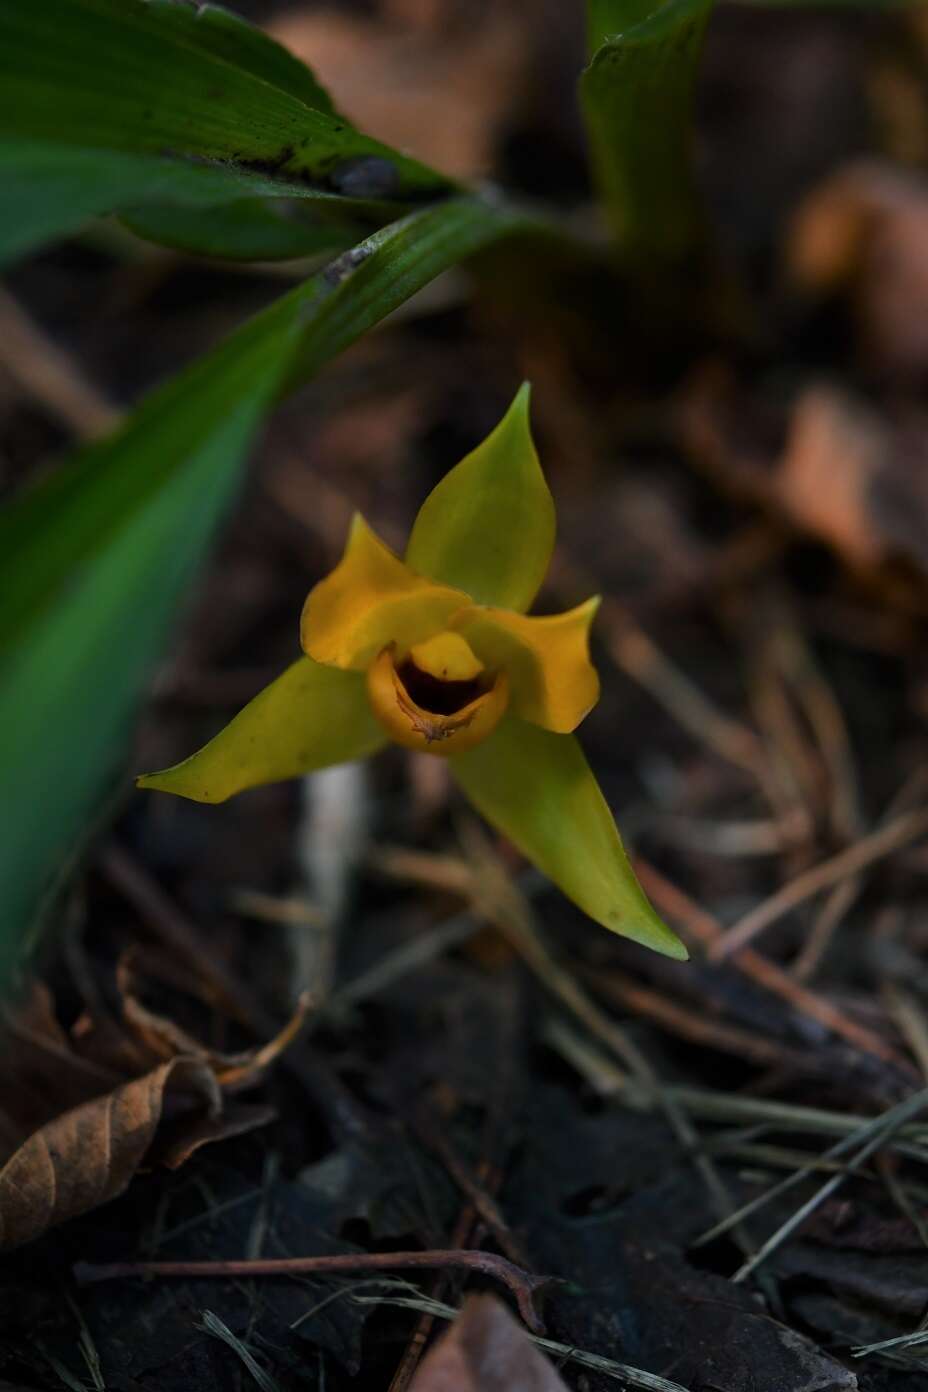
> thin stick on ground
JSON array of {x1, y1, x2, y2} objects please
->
[
  {"x1": 551, "y1": 553, "x2": 772, "y2": 787},
  {"x1": 748, "y1": 639, "x2": 821, "y2": 838},
  {"x1": 794, "y1": 767, "x2": 928, "y2": 984},
  {"x1": 774, "y1": 607, "x2": 864, "y2": 842},
  {"x1": 635, "y1": 856, "x2": 911, "y2": 1072},
  {"x1": 550, "y1": 1007, "x2": 928, "y2": 1275},
  {"x1": 389, "y1": 990, "x2": 522, "y2": 1392},
  {"x1": 727, "y1": 1086, "x2": 928, "y2": 1284},
  {"x1": 584, "y1": 968, "x2": 827, "y2": 1077},
  {"x1": 887, "y1": 985, "x2": 928, "y2": 1082},
  {"x1": 355, "y1": 1291, "x2": 690, "y2": 1392},
  {"x1": 197, "y1": 1311, "x2": 282, "y2": 1392},
  {"x1": 386, "y1": 1209, "x2": 479, "y2": 1392},
  {"x1": 792, "y1": 876, "x2": 859, "y2": 983},
  {"x1": 100, "y1": 842, "x2": 371, "y2": 1141},
  {"x1": 710, "y1": 806, "x2": 928, "y2": 960},
  {"x1": 690, "y1": 1087, "x2": 928, "y2": 1268},
  {"x1": 410, "y1": 1110, "x2": 526, "y2": 1269},
  {"x1": 598, "y1": 598, "x2": 767, "y2": 780},
  {"x1": 73, "y1": 1249, "x2": 549, "y2": 1335},
  {"x1": 544, "y1": 1017, "x2": 928, "y2": 1165}
]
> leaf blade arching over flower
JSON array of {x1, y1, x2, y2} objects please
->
[
  {"x1": 137, "y1": 657, "x2": 384, "y2": 803},
  {"x1": 301, "y1": 513, "x2": 468, "y2": 670},
  {"x1": 449, "y1": 715, "x2": 687, "y2": 959},
  {"x1": 404, "y1": 384, "x2": 555, "y2": 613},
  {"x1": 454, "y1": 597, "x2": 600, "y2": 733}
]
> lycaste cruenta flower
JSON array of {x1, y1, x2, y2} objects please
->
[{"x1": 139, "y1": 386, "x2": 685, "y2": 959}]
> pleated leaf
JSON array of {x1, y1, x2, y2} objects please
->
[
  {"x1": 581, "y1": 0, "x2": 714, "y2": 268},
  {"x1": 0, "y1": 0, "x2": 453, "y2": 266}
]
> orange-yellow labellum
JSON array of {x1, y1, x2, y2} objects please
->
[{"x1": 366, "y1": 643, "x2": 508, "y2": 755}]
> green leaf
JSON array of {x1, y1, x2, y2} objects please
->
[
  {"x1": 0, "y1": 0, "x2": 454, "y2": 266},
  {"x1": 138, "y1": 659, "x2": 385, "y2": 803},
  {"x1": 138, "y1": 0, "x2": 339, "y2": 114},
  {"x1": 450, "y1": 715, "x2": 687, "y2": 958},
  {"x1": 121, "y1": 198, "x2": 363, "y2": 263},
  {"x1": 404, "y1": 384, "x2": 555, "y2": 613},
  {"x1": 0, "y1": 195, "x2": 531, "y2": 985},
  {"x1": 736, "y1": 0, "x2": 916, "y2": 7},
  {"x1": 587, "y1": 0, "x2": 659, "y2": 51},
  {"x1": 580, "y1": 0, "x2": 714, "y2": 268}
]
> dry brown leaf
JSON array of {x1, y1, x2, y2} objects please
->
[
  {"x1": 268, "y1": 6, "x2": 527, "y2": 180},
  {"x1": 0, "y1": 975, "x2": 304, "y2": 1250},
  {"x1": 409, "y1": 1295, "x2": 568, "y2": 1392},
  {"x1": 0, "y1": 1056, "x2": 220, "y2": 1249},
  {"x1": 154, "y1": 1101, "x2": 275, "y2": 1170},
  {"x1": 680, "y1": 365, "x2": 928, "y2": 595},
  {"x1": 116, "y1": 956, "x2": 310, "y2": 1086},
  {"x1": 777, "y1": 388, "x2": 889, "y2": 571},
  {"x1": 788, "y1": 161, "x2": 928, "y2": 378}
]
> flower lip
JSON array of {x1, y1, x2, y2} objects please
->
[
  {"x1": 366, "y1": 642, "x2": 509, "y2": 755},
  {"x1": 396, "y1": 657, "x2": 488, "y2": 717}
]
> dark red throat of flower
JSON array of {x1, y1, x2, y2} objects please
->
[{"x1": 395, "y1": 658, "x2": 489, "y2": 716}]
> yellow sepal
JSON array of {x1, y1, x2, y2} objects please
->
[
  {"x1": 136, "y1": 658, "x2": 384, "y2": 803},
  {"x1": 450, "y1": 716, "x2": 687, "y2": 958},
  {"x1": 404, "y1": 385, "x2": 555, "y2": 613}
]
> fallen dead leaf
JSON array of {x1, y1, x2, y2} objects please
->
[
  {"x1": 777, "y1": 387, "x2": 890, "y2": 571},
  {"x1": 116, "y1": 955, "x2": 309, "y2": 1086},
  {"x1": 268, "y1": 4, "x2": 528, "y2": 181},
  {"x1": 680, "y1": 364, "x2": 928, "y2": 600},
  {"x1": 0, "y1": 1055, "x2": 221, "y2": 1250},
  {"x1": 788, "y1": 160, "x2": 928, "y2": 379},
  {"x1": 0, "y1": 977, "x2": 307, "y2": 1250},
  {"x1": 408, "y1": 1295, "x2": 568, "y2": 1392}
]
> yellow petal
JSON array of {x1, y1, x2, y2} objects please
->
[
  {"x1": 450, "y1": 716, "x2": 687, "y2": 958},
  {"x1": 301, "y1": 514, "x2": 468, "y2": 671},
  {"x1": 454, "y1": 597, "x2": 600, "y2": 733},
  {"x1": 366, "y1": 644, "x2": 508, "y2": 755},
  {"x1": 137, "y1": 658, "x2": 384, "y2": 803},
  {"x1": 404, "y1": 385, "x2": 555, "y2": 613}
]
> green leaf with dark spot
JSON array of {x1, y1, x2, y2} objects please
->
[{"x1": 0, "y1": 0, "x2": 454, "y2": 266}]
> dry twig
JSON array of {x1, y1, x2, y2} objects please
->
[
  {"x1": 635, "y1": 856, "x2": 910, "y2": 1072},
  {"x1": 74, "y1": 1249, "x2": 550, "y2": 1334},
  {"x1": 711, "y1": 807, "x2": 928, "y2": 960}
]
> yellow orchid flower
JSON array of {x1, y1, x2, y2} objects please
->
[{"x1": 138, "y1": 386, "x2": 686, "y2": 959}]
